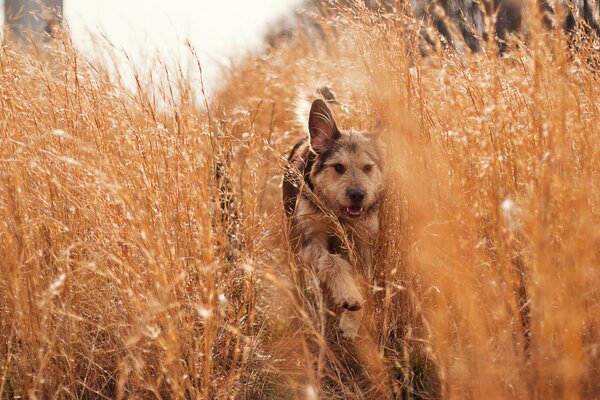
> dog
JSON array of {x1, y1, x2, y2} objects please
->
[{"x1": 282, "y1": 95, "x2": 385, "y2": 339}]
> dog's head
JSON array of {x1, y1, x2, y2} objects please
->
[{"x1": 307, "y1": 99, "x2": 384, "y2": 221}]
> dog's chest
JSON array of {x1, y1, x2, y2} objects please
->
[{"x1": 328, "y1": 213, "x2": 379, "y2": 270}]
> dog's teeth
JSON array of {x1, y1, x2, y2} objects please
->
[{"x1": 345, "y1": 206, "x2": 364, "y2": 217}]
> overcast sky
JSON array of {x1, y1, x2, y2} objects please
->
[
  {"x1": 65, "y1": 1, "x2": 299, "y2": 54},
  {"x1": 3, "y1": 0, "x2": 301, "y2": 92}
]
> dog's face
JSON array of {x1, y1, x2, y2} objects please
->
[{"x1": 308, "y1": 100, "x2": 384, "y2": 221}]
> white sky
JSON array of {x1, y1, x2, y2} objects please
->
[{"x1": 3, "y1": 0, "x2": 301, "y2": 92}]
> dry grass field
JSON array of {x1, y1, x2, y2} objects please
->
[{"x1": 1, "y1": 4, "x2": 600, "y2": 399}]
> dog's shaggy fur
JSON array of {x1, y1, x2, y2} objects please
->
[{"x1": 283, "y1": 98, "x2": 385, "y2": 339}]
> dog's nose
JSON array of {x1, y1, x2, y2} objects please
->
[{"x1": 347, "y1": 188, "x2": 365, "y2": 204}]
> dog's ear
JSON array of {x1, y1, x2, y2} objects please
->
[
  {"x1": 365, "y1": 120, "x2": 384, "y2": 141},
  {"x1": 308, "y1": 99, "x2": 340, "y2": 153}
]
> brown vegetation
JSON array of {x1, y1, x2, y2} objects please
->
[{"x1": 284, "y1": 0, "x2": 600, "y2": 55}]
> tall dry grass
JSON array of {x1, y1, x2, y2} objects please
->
[{"x1": 1, "y1": 4, "x2": 600, "y2": 399}]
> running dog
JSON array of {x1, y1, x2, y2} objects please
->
[{"x1": 283, "y1": 96, "x2": 384, "y2": 339}]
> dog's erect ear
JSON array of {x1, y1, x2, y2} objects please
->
[{"x1": 308, "y1": 99, "x2": 340, "y2": 153}]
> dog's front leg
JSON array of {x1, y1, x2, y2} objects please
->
[{"x1": 300, "y1": 240, "x2": 364, "y2": 339}]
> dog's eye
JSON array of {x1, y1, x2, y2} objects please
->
[
  {"x1": 363, "y1": 164, "x2": 373, "y2": 173},
  {"x1": 334, "y1": 164, "x2": 346, "y2": 174}
]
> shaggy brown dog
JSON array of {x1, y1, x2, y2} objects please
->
[{"x1": 283, "y1": 98, "x2": 384, "y2": 339}]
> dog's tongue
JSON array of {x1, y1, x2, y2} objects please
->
[{"x1": 346, "y1": 206, "x2": 363, "y2": 218}]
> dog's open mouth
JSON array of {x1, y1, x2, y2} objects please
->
[{"x1": 344, "y1": 206, "x2": 364, "y2": 218}]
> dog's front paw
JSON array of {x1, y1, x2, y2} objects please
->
[
  {"x1": 334, "y1": 282, "x2": 364, "y2": 312},
  {"x1": 339, "y1": 308, "x2": 363, "y2": 340},
  {"x1": 328, "y1": 258, "x2": 365, "y2": 311}
]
